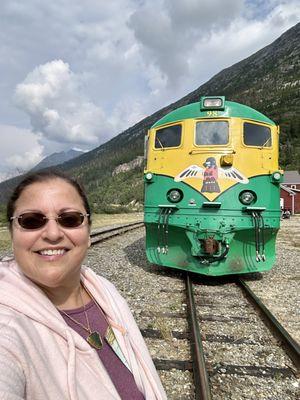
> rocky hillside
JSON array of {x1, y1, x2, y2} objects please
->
[{"x1": 0, "y1": 22, "x2": 299, "y2": 210}]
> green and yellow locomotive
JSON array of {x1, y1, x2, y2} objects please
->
[{"x1": 144, "y1": 96, "x2": 282, "y2": 276}]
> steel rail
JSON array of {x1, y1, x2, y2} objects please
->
[
  {"x1": 237, "y1": 278, "x2": 300, "y2": 371},
  {"x1": 90, "y1": 221, "x2": 143, "y2": 237},
  {"x1": 90, "y1": 221, "x2": 144, "y2": 245},
  {"x1": 185, "y1": 273, "x2": 212, "y2": 400}
]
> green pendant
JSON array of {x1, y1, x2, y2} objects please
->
[{"x1": 87, "y1": 331, "x2": 103, "y2": 350}]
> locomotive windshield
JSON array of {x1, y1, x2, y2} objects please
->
[
  {"x1": 195, "y1": 121, "x2": 229, "y2": 145},
  {"x1": 243, "y1": 122, "x2": 272, "y2": 147},
  {"x1": 155, "y1": 124, "x2": 182, "y2": 148}
]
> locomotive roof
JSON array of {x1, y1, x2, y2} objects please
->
[{"x1": 152, "y1": 101, "x2": 276, "y2": 128}]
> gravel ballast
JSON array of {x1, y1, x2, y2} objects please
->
[{"x1": 86, "y1": 216, "x2": 300, "y2": 399}]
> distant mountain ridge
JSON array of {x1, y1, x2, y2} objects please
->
[
  {"x1": 0, "y1": 22, "x2": 299, "y2": 209},
  {"x1": 31, "y1": 149, "x2": 84, "y2": 171}
]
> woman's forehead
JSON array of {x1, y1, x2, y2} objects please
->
[{"x1": 15, "y1": 179, "x2": 84, "y2": 209}]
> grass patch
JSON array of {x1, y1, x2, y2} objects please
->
[
  {"x1": 0, "y1": 228, "x2": 11, "y2": 253},
  {"x1": 91, "y1": 212, "x2": 143, "y2": 230},
  {"x1": 155, "y1": 318, "x2": 173, "y2": 343}
]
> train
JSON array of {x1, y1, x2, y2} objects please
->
[{"x1": 144, "y1": 96, "x2": 282, "y2": 276}]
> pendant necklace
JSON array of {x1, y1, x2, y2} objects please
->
[
  {"x1": 60, "y1": 283, "x2": 132, "y2": 371},
  {"x1": 59, "y1": 285, "x2": 104, "y2": 350},
  {"x1": 82, "y1": 284, "x2": 132, "y2": 371},
  {"x1": 82, "y1": 283, "x2": 132, "y2": 371}
]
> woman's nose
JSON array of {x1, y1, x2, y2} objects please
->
[{"x1": 41, "y1": 219, "x2": 64, "y2": 241}]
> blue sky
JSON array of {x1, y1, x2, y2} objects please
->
[{"x1": 0, "y1": 0, "x2": 299, "y2": 180}]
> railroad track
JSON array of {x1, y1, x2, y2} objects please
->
[
  {"x1": 141, "y1": 273, "x2": 300, "y2": 399},
  {"x1": 190, "y1": 275, "x2": 299, "y2": 399},
  {"x1": 90, "y1": 221, "x2": 144, "y2": 245},
  {"x1": 237, "y1": 278, "x2": 300, "y2": 371}
]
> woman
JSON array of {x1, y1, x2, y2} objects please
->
[{"x1": 0, "y1": 171, "x2": 166, "y2": 400}]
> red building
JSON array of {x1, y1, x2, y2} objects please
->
[{"x1": 280, "y1": 171, "x2": 300, "y2": 214}]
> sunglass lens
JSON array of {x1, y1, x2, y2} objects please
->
[
  {"x1": 59, "y1": 212, "x2": 84, "y2": 228},
  {"x1": 19, "y1": 213, "x2": 46, "y2": 229}
]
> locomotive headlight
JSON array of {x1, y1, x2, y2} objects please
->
[
  {"x1": 144, "y1": 172, "x2": 154, "y2": 182},
  {"x1": 145, "y1": 172, "x2": 153, "y2": 180},
  {"x1": 271, "y1": 171, "x2": 283, "y2": 183},
  {"x1": 167, "y1": 189, "x2": 183, "y2": 203},
  {"x1": 200, "y1": 96, "x2": 225, "y2": 111},
  {"x1": 204, "y1": 98, "x2": 222, "y2": 108},
  {"x1": 273, "y1": 172, "x2": 281, "y2": 180},
  {"x1": 239, "y1": 191, "x2": 256, "y2": 205}
]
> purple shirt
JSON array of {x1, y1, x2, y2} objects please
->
[{"x1": 59, "y1": 300, "x2": 145, "y2": 400}]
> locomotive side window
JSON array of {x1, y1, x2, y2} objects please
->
[
  {"x1": 155, "y1": 124, "x2": 182, "y2": 148},
  {"x1": 243, "y1": 122, "x2": 272, "y2": 147},
  {"x1": 144, "y1": 134, "x2": 149, "y2": 165},
  {"x1": 195, "y1": 121, "x2": 229, "y2": 145}
]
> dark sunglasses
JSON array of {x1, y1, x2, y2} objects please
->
[{"x1": 11, "y1": 211, "x2": 89, "y2": 230}]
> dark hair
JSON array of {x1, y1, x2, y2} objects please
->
[{"x1": 7, "y1": 170, "x2": 91, "y2": 229}]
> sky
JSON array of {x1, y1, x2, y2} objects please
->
[{"x1": 0, "y1": 0, "x2": 299, "y2": 180}]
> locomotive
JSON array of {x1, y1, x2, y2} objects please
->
[{"x1": 144, "y1": 96, "x2": 282, "y2": 276}]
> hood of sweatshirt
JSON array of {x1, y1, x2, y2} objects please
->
[{"x1": 0, "y1": 259, "x2": 126, "y2": 351}]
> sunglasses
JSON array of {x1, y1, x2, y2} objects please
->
[{"x1": 11, "y1": 211, "x2": 89, "y2": 230}]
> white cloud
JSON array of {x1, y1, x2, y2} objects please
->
[
  {"x1": 7, "y1": 146, "x2": 44, "y2": 171},
  {"x1": 128, "y1": 0, "x2": 243, "y2": 87},
  {"x1": 109, "y1": 99, "x2": 146, "y2": 132},
  {"x1": 0, "y1": 124, "x2": 44, "y2": 172},
  {"x1": 14, "y1": 60, "x2": 112, "y2": 146}
]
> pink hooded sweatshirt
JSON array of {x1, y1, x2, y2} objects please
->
[{"x1": 0, "y1": 260, "x2": 167, "y2": 400}]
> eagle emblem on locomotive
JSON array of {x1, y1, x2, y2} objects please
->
[{"x1": 175, "y1": 157, "x2": 249, "y2": 193}]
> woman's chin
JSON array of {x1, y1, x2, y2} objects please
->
[{"x1": 30, "y1": 268, "x2": 77, "y2": 289}]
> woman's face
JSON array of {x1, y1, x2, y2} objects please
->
[{"x1": 11, "y1": 178, "x2": 91, "y2": 289}]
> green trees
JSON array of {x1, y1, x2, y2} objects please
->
[{"x1": 88, "y1": 166, "x2": 144, "y2": 213}]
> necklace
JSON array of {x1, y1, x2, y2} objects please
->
[
  {"x1": 61, "y1": 283, "x2": 132, "y2": 372},
  {"x1": 60, "y1": 285, "x2": 104, "y2": 350},
  {"x1": 83, "y1": 284, "x2": 132, "y2": 372}
]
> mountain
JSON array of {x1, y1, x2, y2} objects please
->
[
  {"x1": 0, "y1": 22, "x2": 299, "y2": 210},
  {"x1": 30, "y1": 149, "x2": 84, "y2": 171}
]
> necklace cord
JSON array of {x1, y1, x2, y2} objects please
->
[
  {"x1": 59, "y1": 283, "x2": 105, "y2": 350},
  {"x1": 79, "y1": 284, "x2": 91, "y2": 332}
]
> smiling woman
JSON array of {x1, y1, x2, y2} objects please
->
[{"x1": 0, "y1": 170, "x2": 166, "y2": 400}]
